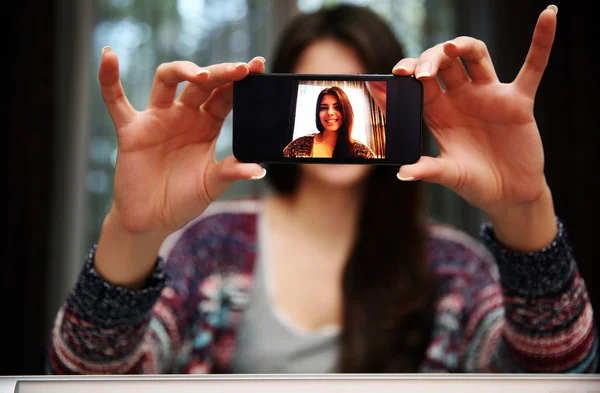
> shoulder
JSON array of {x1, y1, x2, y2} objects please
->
[
  {"x1": 352, "y1": 141, "x2": 375, "y2": 158},
  {"x1": 159, "y1": 197, "x2": 262, "y2": 262},
  {"x1": 289, "y1": 134, "x2": 316, "y2": 146},
  {"x1": 283, "y1": 134, "x2": 315, "y2": 157},
  {"x1": 425, "y1": 220, "x2": 499, "y2": 289}
]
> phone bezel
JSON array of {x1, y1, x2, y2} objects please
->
[{"x1": 232, "y1": 73, "x2": 423, "y2": 166}]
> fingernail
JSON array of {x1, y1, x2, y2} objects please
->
[
  {"x1": 397, "y1": 172, "x2": 415, "y2": 181},
  {"x1": 234, "y1": 62, "x2": 249, "y2": 71},
  {"x1": 102, "y1": 46, "x2": 112, "y2": 54},
  {"x1": 547, "y1": 4, "x2": 557, "y2": 14},
  {"x1": 415, "y1": 61, "x2": 431, "y2": 79},
  {"x1": 254, "y1": 56, "x2": 266, "y2": 64},
  {"x1": 392, "y1": 64, "x2": 409, "y2": 73},
  {"x1": 249, "y1": 168, "x2": 267, "y2": 180},
  {"x1": 196, "y1": 68, "x2": 210, "y2": 76},
  {"x1": 443, "y1": 40, "x2": 457, "y2": 49}
]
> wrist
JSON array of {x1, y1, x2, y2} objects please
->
[
  {"x1": 485, "y1": 183, "x2": 558, "y2": 253},
  {"x1": 94, "y1": 208, "x2": 172, "y2": 289}
]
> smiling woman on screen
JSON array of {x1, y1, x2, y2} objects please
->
[{"x1": 283, "y1": 86, "x2": 375, "y2": 159}]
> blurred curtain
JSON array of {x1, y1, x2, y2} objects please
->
[
  {"x1": 4, "y1": 0, "x2": 57, "y2": 375},
  {"x1": 5, "y1": 0, "x2": 93, "y2": 376}
]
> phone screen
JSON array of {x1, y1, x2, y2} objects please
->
[{"x1": 232, "y1": 73, "x2": 422, "y2": 165}]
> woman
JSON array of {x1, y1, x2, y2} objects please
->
[
  {"x1": 47, "y1": 4, "x2": 598, "y2": 374},
  {"x1": 283, "y1": 86, "x2": 375, "y2": 158}
]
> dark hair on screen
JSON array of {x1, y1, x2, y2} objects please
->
[
  {"x1": 266, "y1": 4, "x2": 438, "y2": 373},
  {"x1": 315, "y1": 86, "x2": 356, "y2": 159}
]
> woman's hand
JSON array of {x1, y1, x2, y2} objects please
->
[
  {"x1": 94, "y1": 50, "x2": 266, "y2": 288},
  {"x1": 99, "y1": 48, "x2": 266, "y2": 236},
  {"x1": 393, "y1": 6, "x2": 559, "y2": 251}
]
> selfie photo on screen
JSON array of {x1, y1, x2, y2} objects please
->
[{"x1": 282, "y1": 80, "x2": 386, "y2": 159}]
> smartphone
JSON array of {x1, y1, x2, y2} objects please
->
[{"x1": 232, "y1": 73, "x2": 422, "y2": 165}]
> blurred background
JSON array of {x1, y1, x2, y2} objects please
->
[{"x1": 5, "y1": 0, "x2": 598, "y2": 375}]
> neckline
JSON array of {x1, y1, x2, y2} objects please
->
[{"x1": 258, "y1": 199, "x2": 341, "y2": 337}]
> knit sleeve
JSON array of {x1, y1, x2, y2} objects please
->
[
  {"x1": 46, "y1": 241, "x2": 201, "y2": 374},
  {"x1": 463, "y1": 218, "x2": 598, "y2": 372}
]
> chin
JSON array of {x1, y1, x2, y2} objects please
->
[{"x1": 300, "y1": 164, "x2": 373, "y2": 188}]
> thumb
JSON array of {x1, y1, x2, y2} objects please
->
[
  {"x1": 98, "y1": 46, "x2": 135, "y2": 129},
  {"x1": 397, "y1": 156, "x2": 460, "y2": 190},
  {"x1": 204, "y1": 155, "x2": 266, "y2": 200}
]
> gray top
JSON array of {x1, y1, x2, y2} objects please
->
[{"x1": 230, "y1": 211, "x2": 340, "y2": 373}]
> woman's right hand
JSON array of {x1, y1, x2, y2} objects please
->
[
  {"x1": 93, "y1": 48, "x2": 265, "y2": 288},
  {"x1": 100, "y1": 47, "x2": 265, "y2": 235}
]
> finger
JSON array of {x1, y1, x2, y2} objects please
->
[
  {"x1": 442, "y1": 37, "x2": 498, "y2": 84},
  {"x1": 201, "y1": 83, "x2": 234, "y2": 122},
  {"x1": 147, "y1": 60, "x2": 211, "y2": 108},
  {"x1": 397, "y1": 156, "x2": 462, "y2": 191},
  {"x1": 200, "y1": 56, "x2": 267, "y2": 121},
  {"x1": 401, "y1": 45, "x2": 471, "y2": 91},
  {"x1": 178, "y1": 57, "x2": 263, "y2": 109},
  {"x1": 98, "y1": 46, "x2": 136, "y2": 128},
  {"x1": 176, "y1": 62, "x2": 250, "y2": 109},
  {"x1": 392, "y1": 58, "x2": 418, "y2": 76},
  {"x1": 437, "y1": 57, "x2": 471, "y2": 90},
  {"x1": 514, "y1": 6, "x2": 558, "y2": 97},
  {"x1": 248, "y1": 56, "x2": 266, "y2": 74},
  {"x1": 204, "y1": 156, "x2": 266, "y2": 201},
  {"x1": 393, "y1": 57, "x2": 442, "y2": 104}
]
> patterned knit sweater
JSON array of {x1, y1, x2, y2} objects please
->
[
  {"x1": 283, "y1": 134, "x2": 375, "y2": 158},
  {"x1": 47, "y1": 199, "x2": 598, "y2": 374}
]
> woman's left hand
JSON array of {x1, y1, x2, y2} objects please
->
[{"x1": 393, "y1": 6, "x2": 557, "y2": 220}]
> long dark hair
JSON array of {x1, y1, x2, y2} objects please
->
[
  {"x1": 315, "y1": 86, "x2": 355, "y2": 158},
  {"x1": 267, "y1": 4, "x2": 437, "y2": 372}
]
